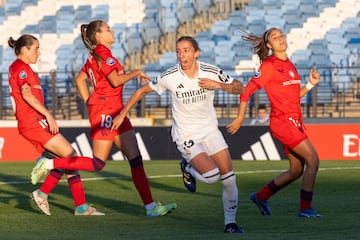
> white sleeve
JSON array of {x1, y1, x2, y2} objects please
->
[
  {"x1": 149, "y1": 75, "x2": 166, "y2": 95},
  {"x1": 217, "y1": 69, "x2": 234, "y2": 84}
]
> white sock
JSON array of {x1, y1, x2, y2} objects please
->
[
  {"x1": 221, "y1": 171, "x2": 238, "y2": 225},
  {"x1": 187, "y1": 165, "x2": 203, "y2": 182},
  {"x1": 187, "y1": 166, "x2": 219, "y2": 184}
]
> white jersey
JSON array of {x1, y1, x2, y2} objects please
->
[{"x1": 149, "y1": 61, "x2": 234, "y2": 142}]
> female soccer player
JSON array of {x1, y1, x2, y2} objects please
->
[
  {"x1": 227, "y1": 28, "x2": 321, "y2": 218},
  {"x1": 111, "y1": 36, "x2": 246, "y2": 234},
  {"x1": 8, "y1": 34, "x2": 104, "y2": 216},
  {"x1": 31, "y1": 20, "x2": 176, "y2": 217}
]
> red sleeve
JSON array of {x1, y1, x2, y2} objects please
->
[
  {"x1": 16, "y1": 66, "x2": 33, "y2": 89},
  {"x1": 240, "y1": 79, "x2": 261, "y2": 102},
  {"x1": 240, "y1": 60, "x2": 274, "y2": 102},
  {"x1": 81, "y1": 63, "x2": 87, "y2": 73},
  {"x1": 94, "y1": 45, "x2": 123, "y2": 77}
]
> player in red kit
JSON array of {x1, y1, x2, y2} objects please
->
[
  {"x1": 8, "y1": 34, "x2": 104, "y2": 216},
  {"x1": 31, "y1": 20, "x2": 176, "y2": 217},
  {"x1": 227, "y1": 28, "x2": 321, "y2": 218}
]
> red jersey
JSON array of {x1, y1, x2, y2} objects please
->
[
  {"x1": 81, "y1": 44, "x2": 124, "y2": 107},
  {"x1": 8, "y1": 58, "x2": 45, "y2": 131},
  {"x1": 240, "y1": 55, "x2": 302, "y2": 117}
]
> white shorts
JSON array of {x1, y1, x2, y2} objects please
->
[{"x1": 176, "y1": 128, "x2": 228, "y2": 162}]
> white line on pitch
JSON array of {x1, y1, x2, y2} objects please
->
[{"x1": 0, "y1": 166, "x2": 359, "y2": 185}]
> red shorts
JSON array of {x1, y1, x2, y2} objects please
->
[
  {"x1": 270, "y1": 115, "x2": 308, "y2": 155},
  {"x1": 19, "y1": 120, "x2": 56, "y2": 153},
  {"x1": 89, "y1": 104, "x2": 133, "y2": 140}
]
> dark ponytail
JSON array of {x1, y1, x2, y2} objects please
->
[
  {"x1": 80, "y1": 20, "x2": 103, "y2": 52},
  {"x1": 8, "y1": 34, "x2": 38, "y2": 56}
]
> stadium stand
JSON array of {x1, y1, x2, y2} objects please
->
[{"x1": 0, "y1": 0, "x2": 359, "y2": 120}]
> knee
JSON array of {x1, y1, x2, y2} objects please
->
[
  {"x1": 203, "y1": 168, "x2": 220, "y2": 184},
  {"x1": 289, "y1": 167, "x2": 304, "y2": 180},
  {"x1": 307, "y1": 158, "x2": 319, "y2": 172},
  {"x1": 92, "y1": 156, "x2": 106, "y2": 171}
]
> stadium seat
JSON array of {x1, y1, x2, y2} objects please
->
[
  {"x1": 21, "y1": 24, "x2": 39, "y2": 34},
  {"x1": 317, "y1": 0, "x2": 337, "y2": 11},
  {"x1": 198, "y1": 51, "x2": 216, "y2": 64},
  {"x1": 195, "y1": 31, "x2": 213, "y2": 42},
  {"x1": 39, "y1": 16, "x2": 56, "y2": 34},
  {"x1": 245, "y1": 9, "x2": 265, "y2": 22},
  {"x1": 192, "y1": 0, "x2": 212, "y2": 13},
  {"x1": 4, "y1": 0, "x2": 22, "y2": 16},
  {"x1": 22, "y1": 0, "x2": 38, "y2": 8},
  {"x1": 176, "y1": 0, "x2": 195, "y2": 24},
  {"x1": 142, "y1": 15, "x2": 162, "y2": 43},
  {"x1": 112, "y1": 43, "x2": 127, "y2": 64},
  {"x1": 348, "y1": 38, "x2": 360, "y2": 49},
  {"x1": 310, "y1": 54, "x2": 332, "y2": 67},
  {"x1": 75, "y1": 5, "x2": 92, "y2": 25},
  {"x1": 159, "y1": 52, "x2": 176, "y2": 68},
  {"x1": 210, "y1": 20, "x2": 231, "y2": 37}
]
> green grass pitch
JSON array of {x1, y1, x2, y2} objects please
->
[{"x1": 0, "y1": 160, "x2": 359, "y2": 240}]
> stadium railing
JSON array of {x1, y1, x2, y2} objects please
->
[{"x1": 1, "y1": 65, "x2": 359, "y2": 122}]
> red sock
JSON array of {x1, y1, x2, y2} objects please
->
[
  {"x1": 257, "y1": 180, "x2": 279, "y2": 201},
  {"x1": 53, "y1": 156, "x2": 105, "y2": 171},
  {"x1": 67, "y1": 174, "x2": 86, "y2": 207},
  {"x1": 39, "y1": 169, "x2": 63, "y2": 194},
  {"x1": 131, "y1": 166, "x2": 154, "y2": 205},
  {"x1": 300, "y1": 189, "x2": 313, "y2": 211},
  {"x1": 129, "y1": 156, "x2": 154, "y2": 205}
]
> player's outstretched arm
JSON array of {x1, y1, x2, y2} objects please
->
[
  {"x1": 198, "y1": 78, "x2": 245, "y2": 94},
  {"x1": 108, "y1": 69, "x2": 152, "y2": 88},
  {"x1": 111, "y1": 84, "x2": 154, "y2": 131},
  {"x1": 227, "y1": 101, "x2": 247, "y2": 135}
]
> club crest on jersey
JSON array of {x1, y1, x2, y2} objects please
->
[
  {"x1": 152, "y1": 78, "x2": 158, "y2": 85},
  {"x1": 254, "y1": 70, "x2": 261, "y2": 78},
  {"x1": 106, "y1": 57, "x2": 115, "y2": 66},
  {"x1": 19, "y1": 70, "x2": 27, "y2": 79}
]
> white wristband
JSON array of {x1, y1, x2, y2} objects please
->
[{"x1": 305, "y1": 82, "x2": 314, "y2": 90}]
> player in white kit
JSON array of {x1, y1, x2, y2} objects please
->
[{"x1": 111, "y1": 36, "x2": 245, "y2": 234}]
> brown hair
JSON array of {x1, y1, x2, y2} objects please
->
[
  {"x1": 8, "y1": 34, "x2": 38, "y2": 56},
  {"x1": 241, "y1": 28, "x2": 278, "y2": 62},
  {"x1": 176, "y1": 36, "x2": 200, "y2": 52},
  {"x1": 80, "y1": 20, "x2": 104, "y2": 51},
  {"x1": 80, "y1": 19, "x2": 104, "y2": 63},
  {"x1": 258, "y1": 103, "x2": 267, "y2": 110}
]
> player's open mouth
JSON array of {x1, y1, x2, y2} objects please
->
[{"x1": 180, "y1": 61, "x2": 188, "y2": 68}]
